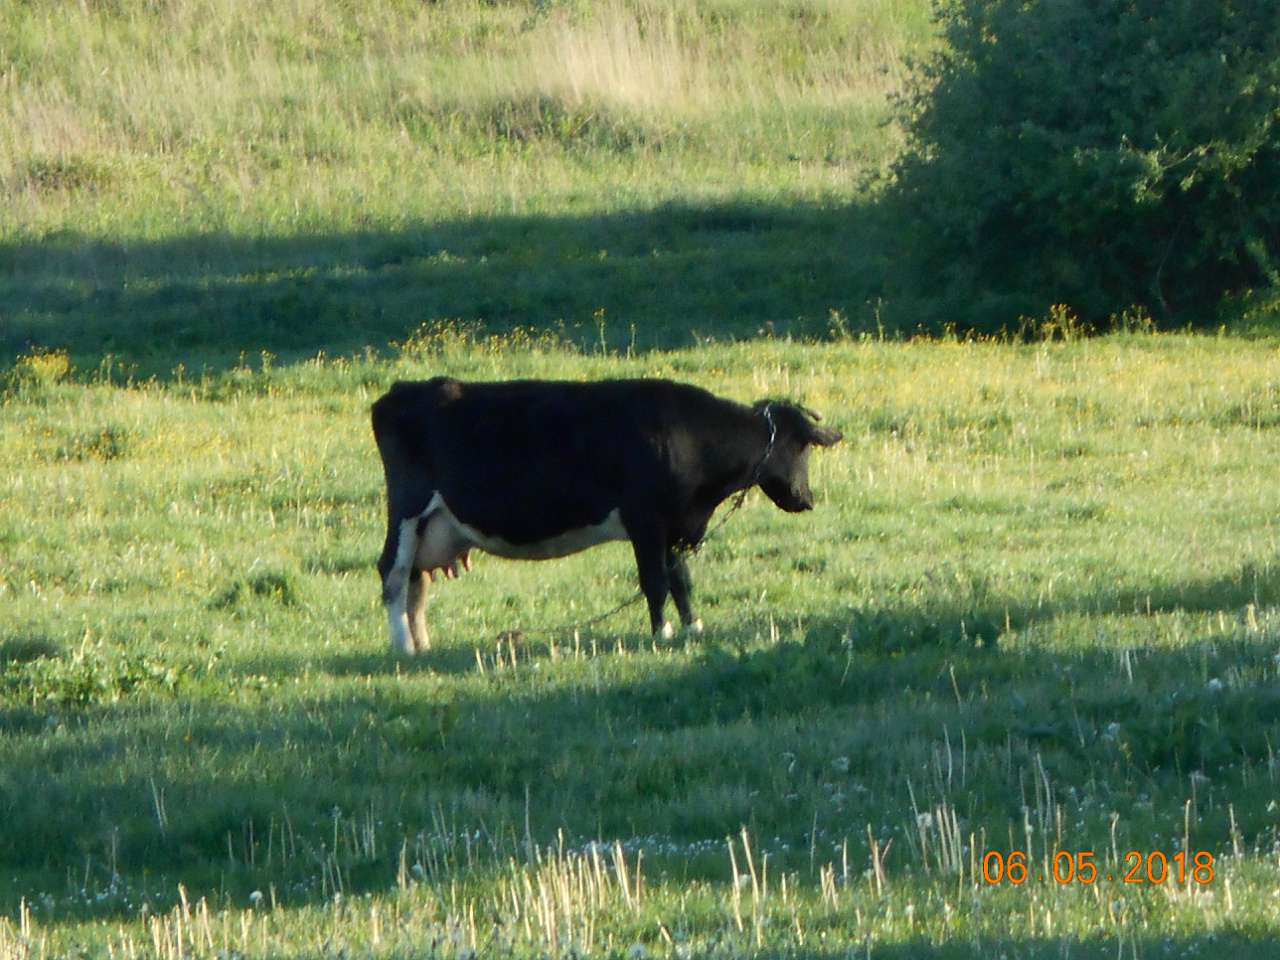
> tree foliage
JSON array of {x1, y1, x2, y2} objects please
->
[{"x1": 888, "y1": 0, "x2": 1280, "y2": 330}]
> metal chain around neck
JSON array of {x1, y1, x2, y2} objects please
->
[{"x1": 750, "y1": 402, "x2": 779, "y2": 487}]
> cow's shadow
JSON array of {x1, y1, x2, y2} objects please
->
[
  {"x1": 311, "y1": 615, "x2": 702, "y2": 678},
  {"x1": 258, "y1": 544, "x2": 1280, "y2": 680}
]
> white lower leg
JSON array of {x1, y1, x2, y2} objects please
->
[
  {"x1": 384, "y1": 518, "x2": 420, "y2": 655},
  {"x1": 386, "y1": 592, "x2": 414, "y2": 656}
]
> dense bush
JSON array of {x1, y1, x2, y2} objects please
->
[{"x1": 886, "y1": 0, "x2": 1280, "y2": 330}]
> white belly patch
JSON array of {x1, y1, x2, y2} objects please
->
[{"x1": 412, "y1": 493, "x2": 626, "y2": 568}]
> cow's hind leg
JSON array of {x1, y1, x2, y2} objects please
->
[
  {"x1": 378, "y1": 516, "x2": 422, "y2": 656},
  {"x1": 666, "y1": 550, "x2": 703, "y2": 634},
  {"x1": 406, "y1": 568, "x2": 430, "y2": 652}
]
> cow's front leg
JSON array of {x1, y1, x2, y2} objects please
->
[
  {"x1": 628, "y1": 525, "x2": 673, "y2": 639},
  {"x1": 666, "y1": 550, "x2": 703, "y2": 635}
]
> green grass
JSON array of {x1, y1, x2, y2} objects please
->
[
  {"x1": 1, "y1": 0, "x2": 933, "y2": 371},
  {"x1": 6, "y1": 333, "x2": 1280, "y2": 957},
  {"x1": 6, "y1": 0, "x2": 1280, "y2": 956}
]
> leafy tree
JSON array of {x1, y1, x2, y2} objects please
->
[{"x1": 887, "y1": 0, "x2": 1280, "y2": 330}]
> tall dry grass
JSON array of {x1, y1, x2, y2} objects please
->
[
  {"x1": 2, "y1": 0, "x2": 931, "y2": 223},
  {"x1": 532, "y1": 0, "x2": 916, "y2": 112}
]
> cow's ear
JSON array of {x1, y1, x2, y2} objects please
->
[{"x1": 807, "y1": 424, "x2": 843, "y2": 447}]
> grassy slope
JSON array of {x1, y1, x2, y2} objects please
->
[
  {"x1": 5, "y1": 0, "x2": 1280, "y2": 956},
  {"x1": 1, "y1": 0, "x2": 929, "y2": 369},
  {"x1": 6, "y1": 334, "x2": 1280, "y2": 957}
]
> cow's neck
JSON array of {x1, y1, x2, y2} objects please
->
[{"x1": 712, "y1": 405, "x2": 777, "y2": 498}]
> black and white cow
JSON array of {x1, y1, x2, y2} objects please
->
[{"x1": 371, "y1": 377, "x2": 841, "y2": 654}]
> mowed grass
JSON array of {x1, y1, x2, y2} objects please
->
[{"x1": 5, "y1": 332, "x2": 1280, "y2": 957}]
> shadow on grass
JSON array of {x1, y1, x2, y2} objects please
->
[
  {"x1": 0, "y1": 199, "x2": 894, "y2": 374},
  {"x1": 283, "y1": 544, "x2": 1280, "y2": 680},
  {"x1": 5, "y1": 551, "x2": 1280, "y2": 921}
]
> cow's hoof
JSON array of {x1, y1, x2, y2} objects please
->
[
  {"x1": 660, "y1": 621, "x2": 676, "y2": 640},
  {"x1": 392, "y1": 640, "x2": 426, "y2": 657},
  {"x1": 685, "y1": 619, "x2": 704, "y2": 635},
  {"x1": 389, "y1": 619, "x2": 415, "y2": 656}
]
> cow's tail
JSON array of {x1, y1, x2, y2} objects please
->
[{"x1": 372, "y1": 389, "x2": 413, "y2": 585}]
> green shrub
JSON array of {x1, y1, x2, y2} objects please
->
[{"x1": 886, "y1": 0, "x2": 1280, "y2": 331}]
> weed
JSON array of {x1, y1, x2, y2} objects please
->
[
  {"x1": 394, "y1": 319, "x2": 573, "y2": 360},
  {"x1": 0, "y1": 636, "x2": 61, "y2": 666},
  {"x1": 17, "y1": 155, "x2": 113, "y2": 194},
  {"x1": 2, "y1": 643, "x2": 186, "y2": 707},
  {"x1": 7, "y1": 348, "x2": 71, "y2": 390},
  {"x1": 55, "y1": 425, "x2": 135, "y2": 462},
  {"x1": 213, "y1": 568, "x2": 302, "y2": 610}
]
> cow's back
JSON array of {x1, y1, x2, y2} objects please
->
[
  {"x1": 440, "y1": 380, "x2": 665, "y2": 541},
  {"x1": 376, "y1": 378, "x2": 716, "y2": 545}
]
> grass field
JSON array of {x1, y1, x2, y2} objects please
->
[
  {"x1": 5, "y1": 0, "x2": 1280, "y2": 957},
  {"x1": 1, "y1": 0, "x2": 932, "y2": 370},
  {"x1": 7, "y1": 333, "x2": 1280, "y2": 958}
]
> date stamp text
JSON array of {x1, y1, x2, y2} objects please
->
[{"x1": 981, "y1": 850, "x2": 1215, "y2": 886}]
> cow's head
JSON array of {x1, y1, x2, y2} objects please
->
[{"x1": 753, "y1": 400, "x2": 842, "y2": 512}]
